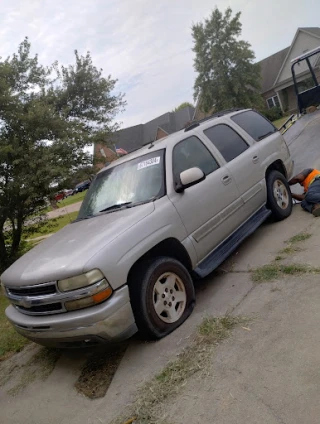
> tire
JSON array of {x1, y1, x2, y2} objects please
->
[
  {"x1": 266, "y1": 170, "x2": 292, "y2": 221},
  {"x1": 129, "y1": 256, "x2": 195, "y2": 340}
]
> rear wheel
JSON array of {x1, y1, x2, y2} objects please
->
[
  {"x1": 266, "y1": 170, "x2": 292, "y2": 221},
  {"x1": 129, "y1": 257, "x2": 195, "y2": 339}
]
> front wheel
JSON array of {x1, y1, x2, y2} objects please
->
[
  {"x1": 129, "y1": 257, "x2": 195, "y2": 339},
  {"x1": 266, "y1": 170, "x2": 292, "y2": 221}
]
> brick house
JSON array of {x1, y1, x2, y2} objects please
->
[{"x1": 94, "y1": 105, "x2": 195, "y2": 168}]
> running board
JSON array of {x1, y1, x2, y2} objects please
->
[{"x1": 194, "y1": 206, "x2": 271, "y2": 278}]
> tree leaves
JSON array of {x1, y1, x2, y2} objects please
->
[
  {"x1": 192, "y1": 7, "x2": 263, "y2": 113},
  {"x1": 0, "y1": 38, "x2": 125, "y2": 270}
]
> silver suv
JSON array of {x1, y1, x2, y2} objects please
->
[{"x1": 1, "y1": 109, "x2": 294, "y2": 347}]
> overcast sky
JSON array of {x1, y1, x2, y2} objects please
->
[{"x1": 1, "y1": 0, "x2": 320, "y2": 130}]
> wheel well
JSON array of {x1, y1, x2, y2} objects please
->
[
  {"x1": 266, "y1": 160, "x2": 287, "y2": 179},
  {"x1": 127, "y1": 238, "x2": 193, "y2": 282}
]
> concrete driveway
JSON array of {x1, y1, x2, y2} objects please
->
[
  {"x1": 1, "y1": 111, "x2": 320, "y2": 424},
  {"x1": 47, "y1": 201, "x2": 83, "y2": 219}
]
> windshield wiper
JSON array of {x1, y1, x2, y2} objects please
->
[
  {"x1": 73, "y1": 215, "x2": 93, "y2": 222},
  {"x1": 99, "y1": 202, "x2": 132, "y2": 213}
]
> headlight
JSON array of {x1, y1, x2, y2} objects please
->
[
  {"x1": 58, "y1": 269, "x2": 105, "y2": 292},
  {"x1": 64, "y1": 279, "x2": 113, "y2": 311}
]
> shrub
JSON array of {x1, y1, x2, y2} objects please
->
[{"x1": 260, "y1": 107, "x2": 283, "y2": 121}]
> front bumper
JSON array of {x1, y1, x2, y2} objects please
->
[{"x1": 5, "y1": 285, "x2": 137, "y2": 348}]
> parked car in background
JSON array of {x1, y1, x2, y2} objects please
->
[
  {"x1": 63, "y1": 189, "x2": 73, "y2": 198},
  {"x1": 1, "y1": 109, "x2": 294, "y2": 348},
  {"x1": 54, "y1": 191, "x2": 65, "y2": 202},
  {"x1": 73, "y1": 180, "x2": 91, "y2": 194}
]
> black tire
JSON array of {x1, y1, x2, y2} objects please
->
[
  {"x1": 129, "y1": 256, "x2": 195, "y2": 340},
  {"x1": 266, "y1": 170, "x2": 292, "y2": 221}
]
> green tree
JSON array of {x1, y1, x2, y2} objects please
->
[
  {"x1": 174, "y1": 101, "x2": 194, "y2": 112},
  {"x1": 64, "y1": 165, "x2": 97, "y2": 189},
  {"x1": 192, "y1": 7, "x2": 262, "y2": 113},
  {"x1": 0, "y1": 38, "x2": 125, "y2": 270}
]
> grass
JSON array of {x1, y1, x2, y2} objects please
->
[
  {"x1": 286, "y1": 232, "x2": 312, "y2": 244},
  {"x1": 55, "y1": 191, "x2": 86, "y2": 208},
  {"x1": 252, "y1": 263, "x2": 320, "y2": 283},
  {"x1": 43, "y1": 191, "x2": 85, "y2": 213},
  {"x1": 273, "y1": 231, "x2": 311, "y2": 261},
  {"x1": 0, "y1": 295, "x2": 29, "y2": 361},
  {"x1": 112, "y1": 315, "x2": 246, "y2": 424},
  {"x1": 27, "y1": 211, "x2": 78, "y2": 240},
  {"x1": 274, "y1": 255, "x2": 284, "y2": 261},
  {"x1": 272, "y1": 116, "x2": 289, "y2": 129},
  {"x1": 279, "y1": 246, "x2": 303, "y2": 255}
]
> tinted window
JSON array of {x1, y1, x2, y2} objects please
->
[
  {"x1": 204, "y1": 124, "x2": 249, "y2": 162},
  {"x1": 231, "y1": 110, "x2": 277, "y2": 141},
  {"x1": 173, "y1": 136, "x2": 219, "y2": 183}
]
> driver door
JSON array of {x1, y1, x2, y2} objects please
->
[{"x1": 168, "y1": 135, "x2": 242, "y2": 261}]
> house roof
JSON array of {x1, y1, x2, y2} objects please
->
[
  {"x1": 302, "y1": 27, "x2": 320, "y2": 37},
  {"x1": 273, "y1": 27, "x2": 320, "y2": 88},
  {"x1": 258, "y1": 27, "x2": 320, "y2": 93},
  {"x1": 112, "y1": 105, "x2": 195, "y2": 153},
  {"x1": 258, "y1": 47, "x2": 290, "y2": 93}
]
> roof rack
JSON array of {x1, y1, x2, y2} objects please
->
[{"x1": 184, "y1": 108, "x2": 244, "y2": 132}]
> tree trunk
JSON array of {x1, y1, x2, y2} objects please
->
[
  {"x1": 0, "y1": 220, "x2": 8, "y2": 272},
  {"x1": 10, "y1": 214, "x2": 23, "y2": 260}
]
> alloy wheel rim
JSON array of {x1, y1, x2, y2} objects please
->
[
  {"x1": 273, "y1": 179, "x2": 289, "y2": 209},
  {"x1": 153, "y1": 272, "x2": 187, "y2": 324}
]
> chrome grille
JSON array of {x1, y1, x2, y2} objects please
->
[
  {"x1": 5, "y1": 282, "x2": 64, "y2": 316},
  {"x1": 8, "y1": 284, "x2": 57, "y2": 297},
  {"x1": 17, "y1": 303, "x2": 63, "y2": 314},
  {"x1": 4, "y1": 279, "x2": 108, "y2": 316}
]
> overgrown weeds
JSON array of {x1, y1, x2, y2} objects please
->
[
  {"x1": 279, "y1": 245, "x2": 303, "y2": 255},
  {"x1": 111, "y1": 315, "x2": 246, "y2": 424},
  {"x1": 286, "y1": 232, "x2": 312, "y2": 244},
  {"x1": 252, "y1": 263, "x2": 320, "y2": 283}
]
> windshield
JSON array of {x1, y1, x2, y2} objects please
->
[{"x1": 77, "y1": 150, "x2": 166, "y2": 219}]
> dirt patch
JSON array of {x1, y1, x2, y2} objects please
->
[
  {"x1": 0, "y1": 345, "x2": 61, "y2": 395},
  {"x1": 75, "y1": 343, "x2": 128, "y2": 399}
]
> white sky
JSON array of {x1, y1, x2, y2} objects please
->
[{"x1": 1, "y1": 0, "x2": 320, "y2": 130}]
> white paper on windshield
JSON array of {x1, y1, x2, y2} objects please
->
[{"x1": 137, "y1": 156, "x2": 160, "y2": 170}]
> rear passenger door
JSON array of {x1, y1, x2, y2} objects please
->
[
  {"x1": 202, "y1": 123, "x2": 265, "y2": 219},
  {"x1": 231, "y1": 110, "x2": 287, "y2": 176},
  {"x1": 168, "y1": 135, "x2": 241, "y2": 261}
]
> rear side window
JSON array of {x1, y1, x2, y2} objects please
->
[
  {"x1": 173, "y1": 136, "x2": 219, "y2": 183},
  {"x1": 204, "y1": 124, "x2": 249, "y2": 162},
  {"x1": 231, "y1": 110, "x2": 277, "y2": 141}
]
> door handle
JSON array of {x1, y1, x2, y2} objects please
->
[
  {"x1": 222, "y1": 175, "x2": 232, "y2": 185},
  {"x1": 252, "y1": 155, "x2": 259, "y2": 164}
]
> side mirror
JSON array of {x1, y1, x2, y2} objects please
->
[{"x1": 176, "y1": 167, "x2": 205, "y2": 192}]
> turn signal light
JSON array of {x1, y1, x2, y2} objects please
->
[{"x1": 65, "y1": 286, "x2": 113, "y2": 311}]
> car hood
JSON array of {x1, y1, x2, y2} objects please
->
[{"x1": 2, "y1": 203, "x2": 154, "y2": 287}]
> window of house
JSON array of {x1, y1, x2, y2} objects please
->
[
  {"x1": 266, "y1": 95, "x2": 280, "y2": 109},
  {"x1": 172, "y1": 136, "x2": 219, "y2": 183},
  {"x1": 231, "y1": 110, "x2": 277, "y2": 141},
  {"x1": 203, "y1": 124, "x2": 249, "y2": 162}
]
